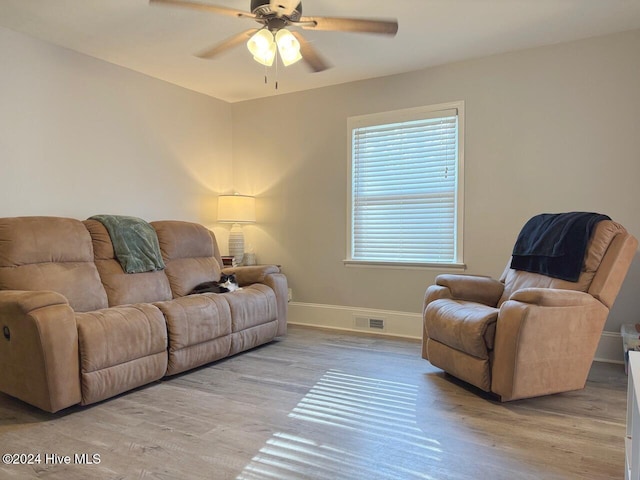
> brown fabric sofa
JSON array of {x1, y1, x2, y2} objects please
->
[
  {"x1": 423, "y1": 219, "x2": 637, "y2": 401},
  {"x1": 0, "y1": 216, "x2": 288, "y2": 412}
]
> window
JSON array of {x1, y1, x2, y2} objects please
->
[{"x1": 346, "y1": 102, "x2": 464, "y2": 267}]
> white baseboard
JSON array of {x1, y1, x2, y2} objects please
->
[
  {"x1": 595, "y1": 330, "x2": 625, "y2": 364},
  {"x1": 288, "y1": 302, "x2": 423, "y2": 340},
  {"x1": 288, "y1": 302, "x2": 625, "y2": 364}
]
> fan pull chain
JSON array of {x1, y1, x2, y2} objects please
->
[
  {"x1": 259, "y1": 50, "x2": 281, "y2": 90},
  {"x1": 275, "y1": 49, "x2": 279, "y2": 90}
]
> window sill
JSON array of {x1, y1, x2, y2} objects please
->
[{"x1": 343, "y1": 260, "x2": 466, "y2": 271}]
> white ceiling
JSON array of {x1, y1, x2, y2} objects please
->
[{"x1": 1, "y1": 0, "x2": 640, "y2": 103}]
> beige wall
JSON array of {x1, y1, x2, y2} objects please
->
[
  {"x1": 232, "y1": 29, "x2": 640, "y2": 332},
  {"x1": 0, "y1": 27, "x2": 233, "y2": 229},
  {"x1": 2, "y1": 24, "x2": 638, "y2": 335}
]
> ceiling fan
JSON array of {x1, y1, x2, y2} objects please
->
[{"x1": 149, "y1": 0, "x2": 398, "y2": 73}]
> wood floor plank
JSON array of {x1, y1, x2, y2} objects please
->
[{"x1": 0, "y1": 325, "x2": 628, "y2": 479}]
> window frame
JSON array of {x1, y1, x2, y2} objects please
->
[{"x1": 345, "y1": 101, "x2": 465, "y2": 269}]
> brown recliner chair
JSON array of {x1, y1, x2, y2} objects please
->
[{"x1": 422, "y1": 217, "x2": 637, "y2": 401}]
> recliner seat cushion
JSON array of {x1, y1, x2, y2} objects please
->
[
  {"x1": 427, "y1": 339, "x2": 492, "y2": 391},
  {"x1": 424, "y1": 299, "x2": 499, "y2": 359}
]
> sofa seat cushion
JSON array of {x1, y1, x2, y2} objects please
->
[
  {"x1": 424, "y1": 299, "x2": 499, "y2": 359},
  {"x1": 229, "y1": 321, "x2": 279, "y2": 356},
  {"x1": 76, "y1": 304, "x2": 167, "y2": 405},
  {"x1": 154, "y1": 295, "x2": 232, "y2": 350},
  {"x1": 154, "y1": 295, "x2": 232, "y2": 375},
  {"x1": 223, "y1": 284, "x2": 278, "y2": 332}
]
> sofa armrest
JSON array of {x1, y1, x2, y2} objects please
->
[
  {"x1": 0, "y1": 290, "x2": 82, "y2": 412},
  {"x1": 433, "y1": 274, "x2": 505, "y2": 307},
  {"x1": 221, "y1": 265, "x2": 280, "y2": 287},
  {"x1": 261, "y1": 273, "x2": 288, "y2": 337},
  {"x1": 491, "y1": 293, "x2": 608, "y2": 401},
  {"x1": 221, "y1": 265, "x2": 288, "y2": 337}
]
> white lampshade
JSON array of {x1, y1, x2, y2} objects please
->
[
  {"x1": 275, "y1": 29, "x2": 302, "y2": 66},
  {"x1": 217, "y1": 194, "x2": 256, "y2": 266},
  {"x1": 217, "y1": 195, "x2": 256, "y2": 224},
  {"x1": 247, "y1": 29, "x2": 276, "y2": 67}
]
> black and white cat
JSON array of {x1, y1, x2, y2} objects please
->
[{"x1": 189, "y1": 274, "x2": 241, "y2": 295}]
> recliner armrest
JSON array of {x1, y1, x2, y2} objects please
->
[
  {"x1": 492, "y1": 292, "x2": 609, "y2": 401},
  {"x1": 434, "y1": 274, "x2": 505, "y2": 307},
  {"x1": 509, "y1": 288, "x2": 598, "y2": 307}
]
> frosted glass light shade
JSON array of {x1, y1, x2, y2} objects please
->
[
  {"x1": 275, "y1": 29, "x2": 302, "y2": 66},
  {"x1": 247, "y1": 29, "x2": 276, "y2": 66},
  {"x1": 217, "y1": 195, "x2": 256, "y2": 224}
]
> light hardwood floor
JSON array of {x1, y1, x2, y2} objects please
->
[{"x1": 0, "y1": 325, "x2": 628, "y2": 479}]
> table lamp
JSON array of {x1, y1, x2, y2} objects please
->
[{"x1": 217, "y1": 194, "x2": 256, "y2": 266}]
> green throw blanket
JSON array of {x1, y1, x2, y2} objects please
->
[{"x1": 89, "y1": 215, "x2": 166, "y2": 274}]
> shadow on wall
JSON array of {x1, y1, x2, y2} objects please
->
[{"x1": 608, "y1": 251, "x2": 640, "y2": 331}]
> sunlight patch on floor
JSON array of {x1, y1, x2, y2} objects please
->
[{"x1": 236, "y1": 369, "x2": 442, "y2": 480}]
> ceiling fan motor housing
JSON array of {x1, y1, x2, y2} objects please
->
[{"x1": 251, "y1": 0, "x2": 302, "y2": 19}]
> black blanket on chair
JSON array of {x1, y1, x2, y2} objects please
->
[{"x1": 510, "y1": 212, "x2": 610, "y2": 282}]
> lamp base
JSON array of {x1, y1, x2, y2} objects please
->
[{"x1": 228, "y1": 223, "x2": 244, "y2": 266}]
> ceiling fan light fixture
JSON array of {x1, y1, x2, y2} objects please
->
[
  {"x1": 252, "y1": 47, "x2": 276, "y2": 66},
  {"x1": 275, "y1": 29, "x2": 302, "y2": 66},
  {"x1": 152, "y1": 0, "x2": 397, "y2": 75},
  {"x1": 247, "y1": 29, "x2": 276, "y2": 66}
]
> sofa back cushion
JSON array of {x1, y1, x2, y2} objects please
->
[
  {"x1": 498, "y1": 220, "x2": 628, "y2": 306},
  {"x1": 83, "y1": 219, "x2": 173, "y2": 306},
  {"x1": 0, "y1": 217, "x2": 108, "y2": 312},
  {"x1": 151, "y1": 220, "x2": 222, "y2": 298}
]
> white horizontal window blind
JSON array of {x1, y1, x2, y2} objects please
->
[{"x1": 349, "y1": 104, "x2": 462, "y2": 265}]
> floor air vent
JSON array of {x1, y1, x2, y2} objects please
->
[
  {"x1": 354, "y1": 316, "x2": 385, "y2": 330},
  {"x1": 369, "y1": 318, "x2": 385, "y2": 329}
]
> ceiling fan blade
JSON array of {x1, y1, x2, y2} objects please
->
[
  {"x1": 149, "y1": 0, "x2": 255, "y2": 19},
  {"x1": 196, "y1": 29, "x2": 259, "y2": 59},
  {"x1": 297, "y1": 16, "x2": 398, "y2": 36},
  {"x1": 291, "y1": 31, "x2": 330, "y2": 73}
]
